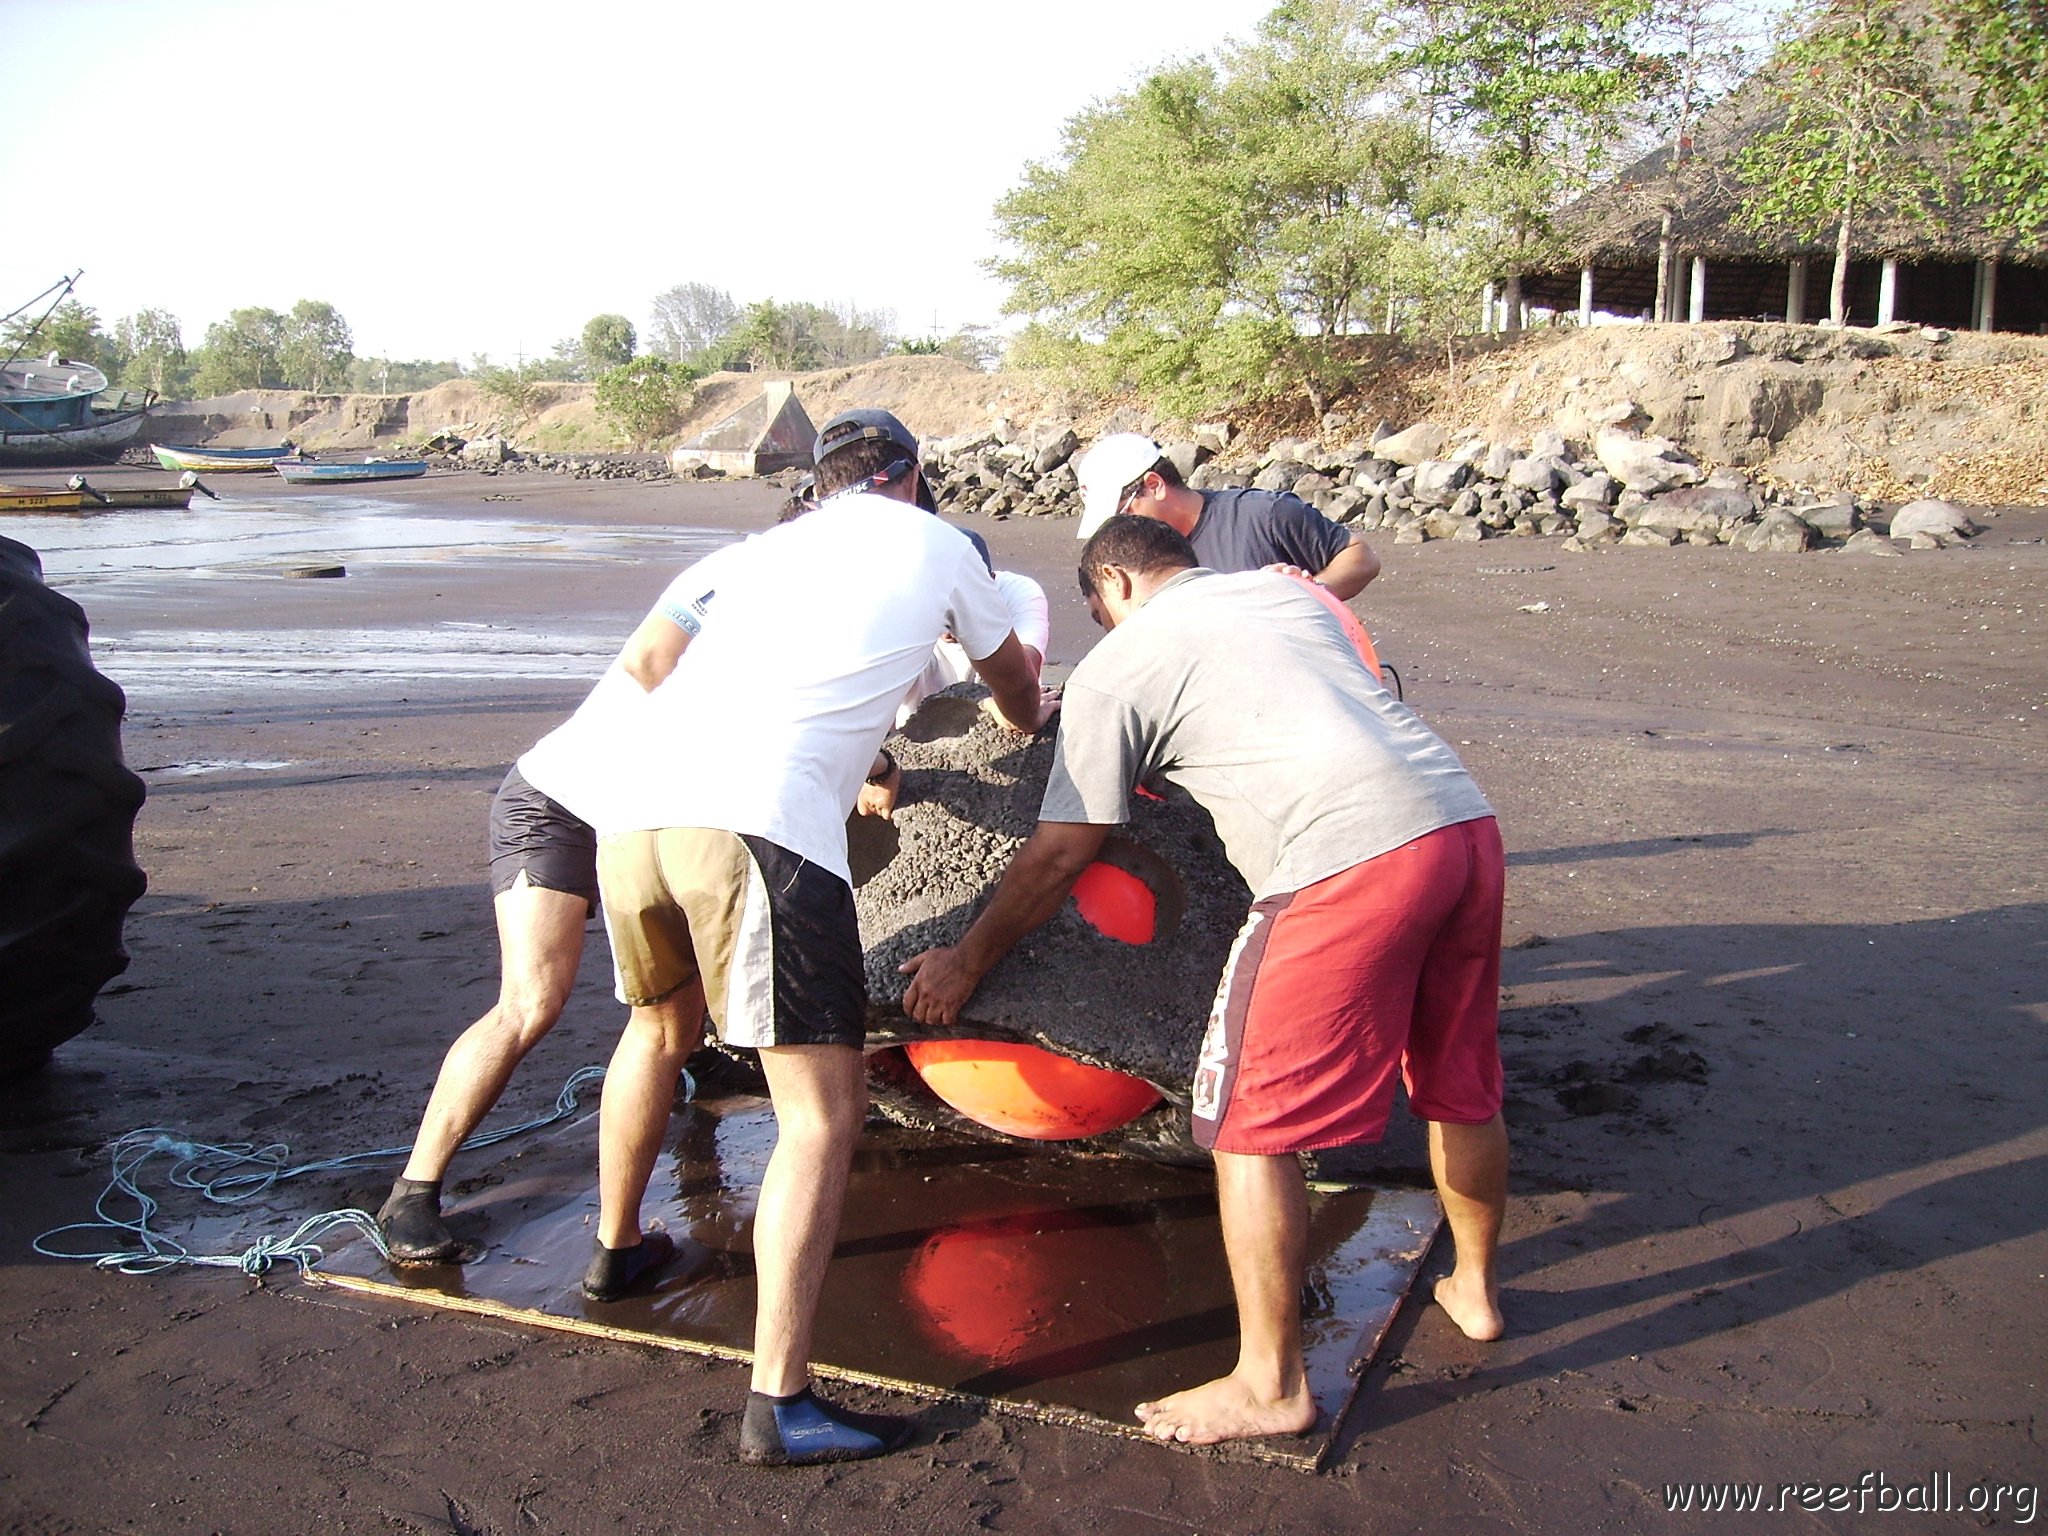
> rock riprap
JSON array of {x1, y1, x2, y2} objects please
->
[{"x1": 853, "y1": 689, "x2": 1250, "y2": 1161}]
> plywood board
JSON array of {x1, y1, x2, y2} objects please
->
[{"x1": 313, "y1": 1094, "x2": 1440, "y2": 1470}]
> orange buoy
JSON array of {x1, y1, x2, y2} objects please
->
[
  {"x1": 1071, "y1": 859, "x2": 1157, "y2": 944},
  {"x1": 904, "y1": 1039, "x2": 1162, "y2": 1139}
]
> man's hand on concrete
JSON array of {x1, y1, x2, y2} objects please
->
[{"x1": 899, "y1": 946, "x2": 979, "y2": 1028}]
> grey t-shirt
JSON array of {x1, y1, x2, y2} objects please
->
[
  {"x1": 1189, "y1": 487, "x2": 1352, "y2": 576},
  {"x1": 1040, "y1": 569, "x2": 1494, "y2": 899}
]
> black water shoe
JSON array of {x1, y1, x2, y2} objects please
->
[
  {"x1": 377, "y1": 1177, "x2": 460, "y2": 1264},
  {"x1": 739, "y1": 1386, "x2": 912, "y2": 1466},
  {"x1": 581, "y1": 1231, "x2": 676, "y2": 1301}
]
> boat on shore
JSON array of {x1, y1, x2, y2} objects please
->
[
  {"x1": 273, "y1": 456, "x2": 428, "y2": 485},
  {"x1": 0, "y1": 483, "x2": 87, "y2": 513},
  {"x1": 68, "y1": 473, "x2": 209, "y2": 510},
  {"x1": 0, "y1": 357, "x2": 153, "y2": 464},
  {"x1": 152, "y1": 442, "x2": 295, "y2": 473}
]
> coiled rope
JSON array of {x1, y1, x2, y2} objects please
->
[{"x1": 30, "y1": 1063, "x2": 690, "y2": 1278}]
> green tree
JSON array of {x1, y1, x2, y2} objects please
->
[
  {"x1": 649, "y1": 282, "x2": 740, "y2": 363},
  {"x1": 192, "y1": 307, "x2": 286, "y2": 394},
  {"x1": 1632, "y1": 0, "x2": 1763, "y2": 317},
  {"x1": 580, "y1": 314, "x2": 637, "y2": 374},
  {"x1": 346, "y1": 355, "x2": 462, "y2": 393},
  {"x1": 278, "y1": 299, "x2": 354, "y2": 391},
  {"x1": 725, "y1": 300, "x2": 826, "y2": 371},
  {"x1": 996, "y1": 2, "x2": 1442, "y2": 414},
  {"x1": 1406, "y1": 0, "x2": 1657, "y2": 328},
  {"x1": 1943, "y1": 0, "x2": 2048, "y2": 241},
  {"x1": 468, "y1": 353, "x2": 551, "y2": 417},
  {"x1": 3, "y1": 300, "x2": 111, "y2": 369},
  {"x1": 1734, "y1": 0, "x2": 1944, "y2": 324},
  {"x1": 113, "y1": 308, "x2": 187, "y2": 396},
  {"x1": 593, "y1": 355, "x2": 700, "y2": 447}
]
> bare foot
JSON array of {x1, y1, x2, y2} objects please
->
[
  {"x1": 1133, "y1": 1372, "x2": 1317, "y2": 1445},
  {"x1": 1433, "y1": 1271, "x2": 1505, "y2": 1341}
]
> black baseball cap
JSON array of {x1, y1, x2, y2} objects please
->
[{"x1": 814, "y1": 408, "x2": 937, "y2": 512}]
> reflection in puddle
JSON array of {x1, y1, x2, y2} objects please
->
[{"x1": 317, "y1": 1094, "x2": 1440, "y2": 1466}]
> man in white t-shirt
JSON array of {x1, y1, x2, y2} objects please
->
[
  {"x1": 375, "y1": 552, "x2": 740, "y2": 1266},
  {"x1": 558, "y1": 409, "x2": 1049, "y2": 1466}
]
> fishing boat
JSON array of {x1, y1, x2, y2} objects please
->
[
  {"x1": 0, "y1": 482, "x2": 86, "y2": 512},
  {"x1": 0, "y1": 356, "x2": 153, "y2": 464},
  {"x1": 273, "y1": 456, "x2": 428, "y2": 485},
  {"x1": 152, "y1": 442, "x2": 296, "y2": 473},
  {"x1": 68, "y1": 473, "x2": 209, "y2": 510}
]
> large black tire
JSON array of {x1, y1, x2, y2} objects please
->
[{"x1": 0, "y1": 535, "x2": 147, "y2": 1079}]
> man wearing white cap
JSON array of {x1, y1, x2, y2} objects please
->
[{"x1": 1072, "y1": 433, "x2": 1380, "y2": 600}]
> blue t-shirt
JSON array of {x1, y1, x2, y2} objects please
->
[{"x1": 1189, "y1": 488, "x2": 1351, "y2": 576}]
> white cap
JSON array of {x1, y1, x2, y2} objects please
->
[{"x1": 1074, "y1": 433, "x2": 1164, "y2": 540}]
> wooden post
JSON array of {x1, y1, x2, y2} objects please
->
[
  {"x1": 1786, "y1": 259, "x2": 1808, "y2": 324},
  {"x1": 1481, "y1": 281, "x2": 1496, "y2": 335},
  {"x1": 1688, "y1": 256, "x2": 1707, "y2": 323},
  {"x1": 1579, "y1": 266, "x2": 1594, "y2": 326},
  {"x1": 1978, "y1": 259, "x2": 2000, "y2": 332},
  {"x1": 1877, "y1": 258, "x2": 1899, "y2": 324}
]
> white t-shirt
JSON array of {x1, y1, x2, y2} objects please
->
[
  {"x1": 533, "y1": 493, "x2": 1016, "y2": 882},
  {"x1": 895, "y1": 569, "x2": 1049, "y2": 727},
  {"x1": 517, "y1": 540, "x2": 751, "y2": 817}
]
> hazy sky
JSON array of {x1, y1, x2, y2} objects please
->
[{"x1": 3, "y1": 0, "x2": 1278, "y2": 366}]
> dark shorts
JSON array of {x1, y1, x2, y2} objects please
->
[
  {"x1": 487, "y1": 766, "x2": 599, "y2": 913},
  {"x1": 596, "y1": 827, "x2": 866, "y2": 1049}
]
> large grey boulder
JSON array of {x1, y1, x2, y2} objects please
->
[
  {"x1": 1637, "y1": 483, "x2": 1756, "y2": 532},
  {"x1": 1506, "y1": 455, "x2": 1566, "y2": 496},
  {"x1": 1840, "y1": 528, "x2": 1904, "y2": 557},
  {"x1": 1374, "y1": 422, "x2": 1449, "y2": 467},
  {"x1": 1410, "y1": 459, "x2": 1472, "y2": 507},
  {"x1": 1889, "y1": 499, "x2": 1979, "y2": 541},
  {"x1": 1032, "y1": 427, "x2": 1081, "y2": 475},
  {"x1": 1736, "y1": 510, "x2": 1820, "y2": 553},
  {"x1": 1594, "y1": 428, "x2": 1706, "y2": 493},
  {"x1": 1561, "y1": 473, "x2": 1616, "y2": 513}
]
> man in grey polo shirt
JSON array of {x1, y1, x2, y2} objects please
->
[
  {"x1": 901, "y1": 515, "x2": 1507, "y2": 1448},
  {"x1": 1073, "y1": 432, "x2": 1381, "y2": 599}
]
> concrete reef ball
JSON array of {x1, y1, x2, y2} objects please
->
[{"x1": 853, "y1": 686, "x2": 1252, "y2": 1162}]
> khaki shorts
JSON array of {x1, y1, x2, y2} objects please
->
[{"x1": 596, "y1": 827, "x2": 865, "y2": 1049}]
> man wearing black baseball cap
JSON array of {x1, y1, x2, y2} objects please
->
[{"x1": 549, "y1": 405, "x2": 1049, "y2": 1465}]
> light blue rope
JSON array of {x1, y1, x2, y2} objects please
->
[{"x1": 31, "y1": 1063, "x2": 692, "y2": 1277}]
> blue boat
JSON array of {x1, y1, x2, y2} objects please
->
[
  {"x1": 273, "y1": 456, "x2": 429, "y2": 485},
  {"x1": 0, "y1": 356, "x2": 153, "y2": 464},
  {"x1": 152, "y1": 442, "x2": 297, "y2": 473}
]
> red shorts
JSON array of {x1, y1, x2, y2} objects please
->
[{"x1": 1190, "y1": 816, "x2": 1505, "y2": 1155}]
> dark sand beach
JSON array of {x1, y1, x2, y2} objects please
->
[{"x1": 2, "y1": 466, "x2": 2044, "y2": 1531}]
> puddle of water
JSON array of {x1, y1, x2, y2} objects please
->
[
  {"x1": 97, "y1": 625, "x2": 622, "y2": 697},
  {"x1": 317, "y1": 1093, "x2": 1440, "y2": 1467},
  {"x1": 135, "y1": 758, "x2": 298, "y2": 777},
  {"x1": 6, "y1": 493, "x2": 721, "y2": 585}
]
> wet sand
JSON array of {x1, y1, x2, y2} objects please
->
[{"x1": 2, "y1": 465, "x2": 2045, "y2": 1531}]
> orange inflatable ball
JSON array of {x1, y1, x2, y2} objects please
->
[
  {"x1": 904, "y1": 1039, "x2": 1163, "y2": 1140},
  {"x1": 1071, "y1": 859, "x2": 1156, "y2": 944}
]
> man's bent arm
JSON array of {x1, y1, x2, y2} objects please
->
[
  {"x1": 620, "y1": 613, "x2": 691, "y2": 692},
  {"x1": 1314, "y1": 534, "x2": 1380, "y2": 600},
  {"x1": 971, "y1": 632, "x2": 1056, "y2": 733},
  {"x1": 899, "y1": 820, "x2": 1111, "y2": 1027}
]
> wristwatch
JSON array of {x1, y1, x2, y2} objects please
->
[{"x1": 866, "y1": 747, "x2": 897, "y2": 785}]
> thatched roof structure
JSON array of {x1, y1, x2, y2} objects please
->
[{"x1": 1534, "y1": 11, "x2": 2046, "y2": 273}]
